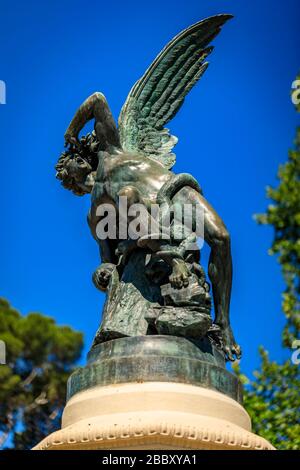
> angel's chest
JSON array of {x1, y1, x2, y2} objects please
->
[
  {"x1": 98, "y1": 156, "x2": 148, "y2": 185},
  {"x1": 94, "y1": 153, "x2": 171, "y2": 201}
]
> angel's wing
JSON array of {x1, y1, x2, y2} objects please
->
[{"x1": 118, "y1": 14, "x2": 232, "y2": 169}]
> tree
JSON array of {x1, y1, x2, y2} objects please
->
[
  {"x1": 237, "y1": 81, "x2": 300, "y2": 450},
  {"x1": 0, "y1": 298, "x2": 83, "y2": 450},
  {"x1": 238, "y1": 348, "x2": 300, "y2": 449}
]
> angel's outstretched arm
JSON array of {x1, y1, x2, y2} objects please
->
[{"x1": 64, "y1": 92, "x2": 120, "y2": 151}]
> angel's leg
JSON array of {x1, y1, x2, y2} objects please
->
[
  {"x1": 64, "y1": 92, "x2": 120, "y2": 150},
  {"x1": 198, "y1": 194, "x2": 241, "y2": 360},
  {"x1": 173, "y1": 187, "x2": 240, "y2": 360}
]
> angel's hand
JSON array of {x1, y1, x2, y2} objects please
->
[
  {"x1": 64, "y1": 133, "x2": 79, "y2": 148},
  {"x1": 92, "y1": 263, "x2": 116, "y2": 292}
]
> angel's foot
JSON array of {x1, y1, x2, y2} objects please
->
[
  {"x1": 219, "y1": 324, "x2": 242, "y2": 361},
  {"x1": 169, "y1": 259, "x2": 191, "y2": 289}
]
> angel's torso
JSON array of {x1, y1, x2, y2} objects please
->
[
  {"x1": 92, "y1": 150, "x2": 172, "y2": 203},
  {"x1": 88, "y1": 150, "x2": 173, "y2": 241}
]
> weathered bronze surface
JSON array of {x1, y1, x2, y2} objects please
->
[
  {"x1": 67, "y1": 336, "x2": 243, "y2": 403},
  {"x1": 56, "y1": 14, "x2": 241, "y2": 362}
]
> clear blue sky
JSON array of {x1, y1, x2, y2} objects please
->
[{"x1": 0, "y1": 0, "x2": 299, "y2": 377}]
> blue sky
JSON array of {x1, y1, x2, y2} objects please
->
[{"x1": 0, "y1": 0, "x2": 299, "y2": 378}]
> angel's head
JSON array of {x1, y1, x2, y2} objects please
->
[{"x1": 55, "y1": 132, "x2": 99, "y2": 196}]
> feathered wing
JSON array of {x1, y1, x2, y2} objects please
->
[{"x1": 118, "y1": 14, "x2": 232, "y2": 169}]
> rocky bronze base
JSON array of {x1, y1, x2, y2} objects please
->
[
  {"x1": 33, "y1": 336, "x2": 274, "y2": 450},
  {"x1": 68, "y1": 335, "x2": 241, "y2": 402}
]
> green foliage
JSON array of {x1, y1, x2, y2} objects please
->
[
  {"x1": 239, "y1": 82, "x2": 300, "y2": 449},
  {"x1": 234, "y1": 350, "x2": 300, "y2": 450},
  {"x1": 255, "y1": 118, "x2": 300, "y2": 348},
  {"x1": 0, "y1": 298, "x2": 83, "y2": 449}
]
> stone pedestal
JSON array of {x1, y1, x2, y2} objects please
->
[{"x1": 33, "y1": 336, "x2": 274, "y2": 450}]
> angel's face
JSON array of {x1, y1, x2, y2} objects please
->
[
  {"x1": 67, "y1": 155, "x2": 92, "y2": 174},
  {"x1": 67, "y1": 155, "x2": 91, "y2": 179},
  {"x1": 66, "y1": 155, "x2": 95, "y2": 194}
]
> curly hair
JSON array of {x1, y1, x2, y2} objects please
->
[{"x1": 55, "y1": 132, "x2": 99, "y2": 196}]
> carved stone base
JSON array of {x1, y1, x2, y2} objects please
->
[
  {"x1": 33, "y1": 381, "x2": 274, "y2": 450},
  {"x1": 33, "y1": 336, "x2": 274, "y2": 450}
]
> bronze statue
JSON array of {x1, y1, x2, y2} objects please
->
[{"x1": 56, "y1": 14, "x2": 241, "y2": 361}]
